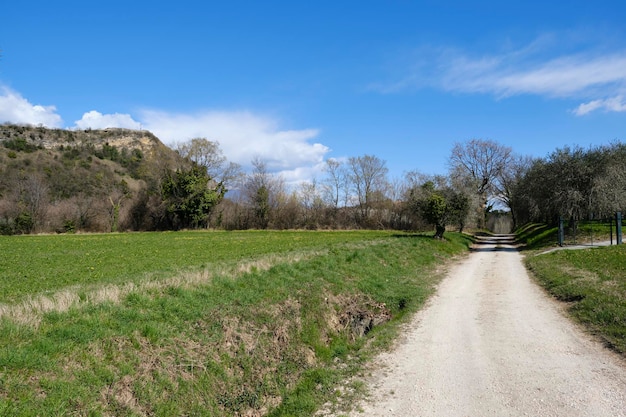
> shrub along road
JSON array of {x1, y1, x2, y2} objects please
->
[{"x1": 339, "y1": 235, "x2": 626, "y2": 416}]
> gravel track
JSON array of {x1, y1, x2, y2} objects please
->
[{"x1": 343, "y1": 235, "x2": 626, "y2": 416}]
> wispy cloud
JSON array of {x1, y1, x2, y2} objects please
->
[
  {"x1": 376, "y1": 38, "x2": 626, "y2": 116},
  {"x1": 573, "y1": 95, "x2": 626, "y2": 116},
  {"x1": 440, "y1": 53, "x2": 626, "y2": 98},
  {"x1": 0, "y1": 86, "x2": 63, "y2": 127}
]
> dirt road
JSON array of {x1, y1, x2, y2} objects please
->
[{"x1": 342, "y1": 235, "x2": 626, "y2": 416}]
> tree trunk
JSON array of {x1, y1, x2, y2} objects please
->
[{"x1": 434, "y1": 224, "x2": 446, "y2": 239}]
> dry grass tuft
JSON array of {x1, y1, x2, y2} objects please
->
[
  {"x1": 0, "y1": 290, "x2": 80, "y2": 327},
  {"x1": 328, "y1": 293, "x2": 392, "y2": 340},
  {"x1": 101, "y1": 374, "x2": 145, "y2": 416}
]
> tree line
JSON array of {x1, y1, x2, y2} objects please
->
[
  {"x1": 509, "y1": 142, "x2": 626, "y2": 228},
  {"x1": 1, "y1": 128, "x2": 625, "y2": 236}
]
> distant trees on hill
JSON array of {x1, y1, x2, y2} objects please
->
[{"x1": 1, "y1": 125, "x2": 625, "y2": 235}]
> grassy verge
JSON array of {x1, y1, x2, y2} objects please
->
[
  {"x1": 0, "y1": 231, "x2": 472, "y2": 416},
  {"x1": 516, "y1": 221, "x2": 619, "y2": 251},
  {"x1": 515, "y1": 223, "x2": 557, "y2": 249},
  {"x1": 525, "y1": 245, "x2": 626, "y2": 355}
]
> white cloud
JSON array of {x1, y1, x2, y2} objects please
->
[
  {"x1": 140, "y1": 109, "x2": 329, "y2": 179},
  {"x1": 74, "y1": 110, "x2": 142, "y2": 130},
  {"x1": 0, "y1": 86, "x2": 331, "y2": 184},
  {"x1": 379, "y1": 38, "x2": 626, "y2": 115},
  {"x1": 573, "y1": 99, "x2": 605, "y2": 116},
  {"x1": 0, "y1": 86, "x2": 63, "y2": 127},
  {"x1": 279, "y1": 161, "x2": 329, "y2": 188},
  {"x1": 456, "y1": 54, "x2": 626, "y2": 98},
  {"x1": 573, "y1": 96, "x2": 626, "y2": 116}
]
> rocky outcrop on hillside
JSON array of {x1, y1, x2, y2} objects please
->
[{"x1": 0, "y1": 124, "x2": 165, "y2": 154}]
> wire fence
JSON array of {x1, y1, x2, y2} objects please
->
[{"x1": 558, "y1": 212, "x2": 623, "y2": 247}]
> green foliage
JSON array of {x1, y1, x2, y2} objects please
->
[
  {"x1": 14, "y1": 211, "x2": 34, "y2": 234},
  {"x1": 255, "y1": 185, "x2": 270, "y2": 229},
  {"x1": 3, "y1": 137, "x2": 40, "y2": 153},
  {"x1": 448, "y1": 191, "x2": 470, "y2": 232},
  {"x1": 410, "y1": 181, "x2": 470, "y2": 238},
  {"x1": 62, "y1": 219, "x2": 76, "y2": 233},
  {"x1": 99, "y1": 142, "x2": 120, "y2": 161},
  {"x1": 92, "y1": 144, "x2": 144, "y2": 177},
  {"x1": 526, "y1": 245, "x2": 626, "y2": 354},
  {"x1": 161, "y1": 164, "x2": 227, "y2": 229},
  {"x1": 424, "y1": 193, "x2": 447, "y2": 237},
  {"x1": 62, "y1": 146, "x2": 82, "y2": 160},
  {"x1": 0, "y1": 231, "x2": 472, "y2": 416},
  {"x1": 0, "y1": 218, "x2": 14, "y2": 235}
]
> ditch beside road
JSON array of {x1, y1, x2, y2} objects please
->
[{"x1": 335, "y1": 235, "x2": 626, "y2": 416}]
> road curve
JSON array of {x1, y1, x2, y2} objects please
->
[{"x1": 342, "y1": 235, "x2": 626, "y2": 416}]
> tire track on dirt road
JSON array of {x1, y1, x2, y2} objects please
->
[{"x1": 340, "y1": 235, "x2": 626, "y2": 416}]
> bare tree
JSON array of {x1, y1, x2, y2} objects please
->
[
  {"x1": 510, "y1": 145, "x2": 599, "y2": 228},
  {"x1": 17, "y1": 174, "x2": 49, "y2": 232},
  {"x1": 298, "y1": 179, "x2": 324, "y2": 228},
  {"x1": 494, "y1": 154, "x2": 533, "y2": 230},
  {"x1": 74, "y1": 194, "x2": 100, "y2": 231},
  {"x1": 585, "y1": 143, "x2": 626, "y2": 218},
  {"x1": 449, "y1": 139, "x2": 512, "y2": 228},
  {"x1": 107, "y1": 181, "x2": 131, "y2": 232},
  {"x1": 242, "y1": 157, "x2": 284, "y2": 229},
  {"x1": 594, "y1": 161, "x2": 626, "y2": 216},
  {"x1": 347, "y1": 155, "x2": 389, "y2": 226},
  {"x1": 273, "y1": 190, "x2": 300, "y2": 229},
  {"x1": 322, "y1": 158, "x2": 349, "y2": 210},
  {"x1": 0, "y1": 196, "x2": 19, "y2": 234}
]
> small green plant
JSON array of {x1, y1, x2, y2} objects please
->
[
  {"x1": 63, "y1": 219, "x2": 76, "y2": 233},
  {"x1": 3, "y1": 137, "x2": 39, "y2": 153},
  {"x1": 14, "y1": 211, "x2": 34, "y2": 234}
]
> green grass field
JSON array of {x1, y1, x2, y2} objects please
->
[
  {"x1": 0, "y1": 230, "x2": 394, "y2": 304},
  {"x1": 0, "y1": 230, "x2": 472, "y2": 416},
  {"x1": 526, "y1": 245, "x2": 626, "y2": 354}
]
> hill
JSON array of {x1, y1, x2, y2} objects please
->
[
  {"x1": 0, "y1": 124, "x2": 185, "y2": 234},
  {"x1": 0, "y1": 124, "x2": 164, "y2": 155}
]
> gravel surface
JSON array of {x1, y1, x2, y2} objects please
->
[{"x1": 340, "y1": 235, "x2": 626, "y2": 416}]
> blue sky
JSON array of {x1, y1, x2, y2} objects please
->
[{"x1": 1, "y1": 1, "x2": 626, "y2": 184}]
